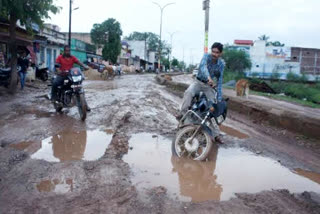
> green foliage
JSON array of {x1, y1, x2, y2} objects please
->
[
  {"x1": 0, "y1": 0, "x2": 60, "y2": 28},
  {"x1": 223, "y1": 70, "x2": 247, "y2": 83},
  {"x1": 258, "y1": 34, "x2": 270, "y2": 41},
  {"x1": 266, "y1": 41, "x2": 285, "y2": 47},
  {"x1": 178, "y1": 61, "x2": 186, "y2": 70},
  {"x1": 91, "y1": 18, "x2": 122, "y2": 64},
  {"x1": 222, "y1": 48, "x2": 252, "y2": 73},
  {"x1": 171, "y1": 58, "x2": 179, "y2": 67},
  {"x1": 267, "y1": 81, "x2": 320, "y2": 104},
  {"x1": 286, "y1": 72, "x2": 300, "y2": 82},
  {"x1": 124, "y1": 31, "x2": 171, "y2": 55},
  {"x1": 270, "y1": 71, "x2": 281, "y2": 80},
  {"x1": 161, "y1": 57, "x2": 170, "y2": 69}
]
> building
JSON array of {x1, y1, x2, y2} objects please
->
[
  {"x1": 67, "y1": 32, "x2": 102, "y2": 56},
  {"x1": 37, "y1": 24, "x2": 67, "y2": 71},
  {"x1": 0, "y1": 19, "x2": 34, "y2": 66},
  {"x1": 245, "y1": 40, "x2": 320, "y2": 81}
]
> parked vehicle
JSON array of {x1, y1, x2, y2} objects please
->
[
  {"x1": 192, "y1": 69, "x2": 199, "y2": 77},
  {"x1": 85, "y1": 61, "x2": 106, "y2": 73},
  {"x1": 0, "y1": 66, "x2": 21, "y2": 88},
  {"x1": 51, "y1": 68, "x2": 87, "y2": 121},
  {"x1": 32, "y1": 63, "x2": 49, "y2": 81},
  {"x1": 172, "y1": 88, "x2": 228, "y2": 161}
]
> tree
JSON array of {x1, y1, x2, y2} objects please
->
[
  {"x1": 0, "y1": 0, "x2": 59, "y2": 93},
  {"x1": 266, "y1": 41, "x2": 285, "y2": 47},
  {"x1": 258, "y1": 34, "x2": 270, "y2": 41},
  {"x1": 125, "y1": 31, "x2": 171, "y2": 53},
  {"x1": 222, "y1": 48, "x2": 252, "y2": 73},
  {"x1": 91, "y1": 18, "x2": 122, "y2": 64},
  {"x1": 178, "y1": 61, "x2": 186, "y2": 71},
  {"x1": 171, "y1": 58, "x2": 179, "y2": 67}
]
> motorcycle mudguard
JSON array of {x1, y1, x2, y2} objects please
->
[{"x1": 201, "y1": 124, "x2": 217, "y2": 140}]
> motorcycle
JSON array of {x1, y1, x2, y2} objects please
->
[
  {"x1": 51, "y1": 67, "x2": 87, "y2": 121},
  {"x1": 0, "y1": 66, "x2": 21, "y2": 88},
  {"x1": 172, "y1": 87, "x2": 228, "y2": 161},
  {"x1": 32, "y1": 63, "x2": 49, "y2": 81}
]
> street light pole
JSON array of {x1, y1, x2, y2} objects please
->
[
  {"x1": 68, "y1": 0, "x2": 72, "y2": 47},
  {"x1": 168, "y1": 31, "x2": 178, "y2": 72},
  {"x1": 153, "y1": 2, "x2": 175, "y2": 71},
  {"x1": 68, "y1": 0, "x2": 79, "y2": 47},
  {"x1": 203, "y1": 0, "x2": 210, "y2": 54}
]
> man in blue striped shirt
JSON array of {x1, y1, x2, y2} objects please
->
[{"x1": 179, "y1": 42, "x2": 225, "y2": 116}]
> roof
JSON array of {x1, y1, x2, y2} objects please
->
[{"x1": 234, "y1": 40, "x2": 254, "y2": 45}]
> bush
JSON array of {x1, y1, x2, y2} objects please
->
[
  {"x1": 222, "y1": 49, "x2": 252, "y2": 73},
  {"x1": 223, "y1": 70, "x2": 247, "y2": 83},
  {"x1": 270, "y1": 71, "x2": 281, "y2": 80},
  {"x1": 286, "y1": 72, "x2": 300, "y2": 82},
  {"x1": 299, "y1": 74, "x2": 309, "y2": 83},
  {"x1": 268, "y1": 81, "x2": 285, "y2": 93}
]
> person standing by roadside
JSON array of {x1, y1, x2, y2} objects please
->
[
  {"x1": 17, "y1": 51, "x2": 29, "y2": 90},
  {"x1": 117, "y1": 64, "x2": 122, "y2": 76}
]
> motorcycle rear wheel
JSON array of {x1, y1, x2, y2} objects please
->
[
  {"x1": 173, "y1": 126, "x2": 212, "y2": 161},
  {"x1": 76, "y1": 94, "x2": 87, "y2": 121}
]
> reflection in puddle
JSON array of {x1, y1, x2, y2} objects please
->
[
  {"x1": 220, "y1": 125, "x2": 249, "y2": 139},
  {"x1": 123, "y1": 133, "x2": 320, "y2": 202},
  {"x1": 37, "y1": 179, "x2": 73, "y2": 194},
  {"x1": 295, "y1": 169, "x2": 320, "y2": 185},
  {"x1": 31, "y1": 130, "x2": 113, "y2": 162}
]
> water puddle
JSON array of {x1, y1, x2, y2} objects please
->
[
  {"x1": 295, "y1": 169, "x2": 320, "y2": 185},
  {"x1": 123, "y1": 133, "x2": 320, "y2": 202},
  {"x1": 31, "y1": 130, "x2": 113, "y2": 162},
  {"x1": 10, "y1": 141, "x2": 34, "y2": 151},
  {"x1": 36, "y1": 179, "x2": 73, "y2": 194},
  {"x1": 220, "y1": 125, "x2": 249, "y2": 139}
]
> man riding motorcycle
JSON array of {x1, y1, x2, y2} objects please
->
[
  {"x1": 51, "y1": 45, "x2": 91, "y2": 111},
  {"x1": 176, "y1": 42, "x2": 225, "y2": 143}
]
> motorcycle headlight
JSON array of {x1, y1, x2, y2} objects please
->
[{"x1": 72, "y1": 76, "x2": 82, "y2": 82}]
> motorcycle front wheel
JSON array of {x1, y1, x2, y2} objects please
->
[
  {"x1": 76, "y1": 93, "x2": 87, "y2": 121},
  {"x1": 41, "y1": 72, "x2": 48, "y2": 81},
  {"x1": 173, "y1": 126, "x2": 212, "y2": 161}
]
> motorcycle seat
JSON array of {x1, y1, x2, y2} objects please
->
[{"x1": 0, "y1": 68, "x2": 11, "y2": 73}]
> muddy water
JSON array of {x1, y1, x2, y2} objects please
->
[
  {"x1": 220, "y1": 125, "x2": 249, "y2": 139},
  {"x1": 123, "y1": 133, "x2": 320, "y2": 202},
  {"x1": 36, "y1": 179, "x2": 73, "y2": 194},
  {"x1": 31, "y1": 130, "x2": 113, "y2": 162}
]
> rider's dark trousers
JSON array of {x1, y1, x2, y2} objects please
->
[{"x1": 51, "y1": 75, "x2": 66, "y2": 101}]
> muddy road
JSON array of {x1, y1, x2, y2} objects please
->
[{"x1": 1, "y1": 74, "x2": 320, "y2": 213}]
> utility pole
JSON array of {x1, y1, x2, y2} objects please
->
[
  {"x1": 153, "y1": 2, "x2": 175, "y2": 72},
  {"x1": 168, "y1": 31, "x2": 177, "y2": 72},
  {"x1": 68, "y1": 0, "x2": 72, "y2": 47},
  {"x1": 203, "y1": 0, "x2": 210, "y2": 54}
]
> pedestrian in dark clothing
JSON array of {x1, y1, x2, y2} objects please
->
[{"x1": 17, "y1": 51, "x2": 29, "y2": 90}]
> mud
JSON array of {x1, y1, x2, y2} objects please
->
[{"x1": 1, "y1": 74, "x2": 320, "y2": 213}]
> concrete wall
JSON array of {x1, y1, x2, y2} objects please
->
[{"x1": 247, "y1": 41, "x2": 320, "y2": 81}]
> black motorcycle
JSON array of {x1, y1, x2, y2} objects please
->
[
  {"x1": 52, "y1": 68, "x2": 87, "y2": 121},
  {"x1": 0, "y1": 66, "x2": 20, "y2": 88},
  {"x1": 32, "y1": 63, "x2": 49, "y2": 81},
  {"x1": 172, "y1": 88, "x2": 228, "y2": 161}
]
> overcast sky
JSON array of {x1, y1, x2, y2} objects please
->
[{"x1": 47, "y1": 0, "x2": 320, "y2": 65}]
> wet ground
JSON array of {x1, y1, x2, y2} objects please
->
[{"x1": 1, "y1": 75, "x2": 320, "y2": 213}]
